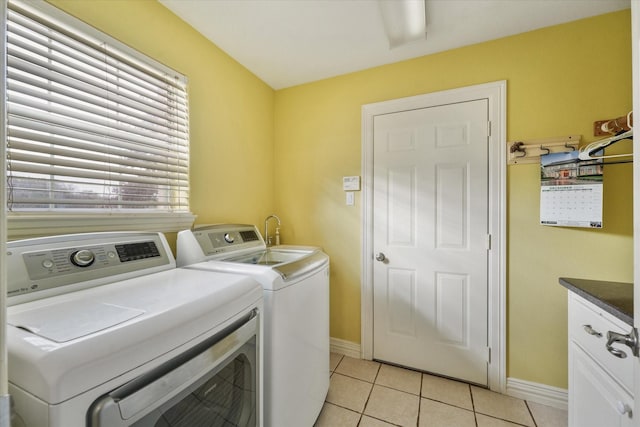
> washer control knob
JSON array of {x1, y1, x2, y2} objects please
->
[
  {"x1": 70, "y1": 249, "x2": 95, "y2": 267},
  {"x1": 42, "y1": 259, "x2": 54, "y2": 269},
  {"x1": 224, "y1": 233, "x2": 235, "y2": 243}
]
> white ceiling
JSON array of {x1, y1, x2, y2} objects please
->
[{"x1": 159, "y1": 0, "x2": 630, "y2": 90}]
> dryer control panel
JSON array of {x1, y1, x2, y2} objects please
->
[{"x1": 7, "y1": 232, "x2": 174, "y2": 303}]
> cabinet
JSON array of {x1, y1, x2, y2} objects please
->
[{"x1": 568, "y1": 292, "x2": 634, "y2": 427}]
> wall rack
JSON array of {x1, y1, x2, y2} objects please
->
[
  {"x1": 593, "y1": 111, "x2": 633, "y2": 136},
  {"x1": 507, "y1": 135, "x2": 581, "y2": 165}
]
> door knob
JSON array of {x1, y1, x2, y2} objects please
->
[
  {"x1": 616, "y1": 401, "x2": 632, "y2": 415},
  {"x1": 375, "y1": 252, "x2": 386, "y2": 262}
]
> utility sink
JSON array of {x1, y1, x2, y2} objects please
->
[{"x1": 224, "y1": 248, "x2": 314, "y2": 266}]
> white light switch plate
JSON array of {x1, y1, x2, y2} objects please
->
[{"x1": 346, "y1": 192, "x2": 355, "y2": 206}]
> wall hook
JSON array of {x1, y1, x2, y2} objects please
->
[
  {"x1": 507, "y1": 135, "x2": 581, "y2": 165},
  {"x1": 510, "y1": 141, "x2": 527, "y2": 157}
]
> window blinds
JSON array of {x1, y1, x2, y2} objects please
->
[{"x1": 6, "y1": 1, "x2": 190, "y2": 212}]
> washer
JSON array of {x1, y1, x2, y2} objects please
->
[
  {"x1": 6, "y1": 232, "x2": 263, "y2": 427},
  {"x1": 177, "y1": 224, "x2": 330, "y2": 427}
]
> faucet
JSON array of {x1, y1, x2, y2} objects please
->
[{"x1": 264, "y1": 214, "x2": 281, "y2": 247}]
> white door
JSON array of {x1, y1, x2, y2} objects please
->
[{"x1": 372, "y1": 99, "x2": 490, "y2": 385}]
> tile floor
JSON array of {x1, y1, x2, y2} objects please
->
[{"x1": 315, "y1": 353, "x2": 568, "y2": 427}]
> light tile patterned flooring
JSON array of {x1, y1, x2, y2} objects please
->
[{"x1": 315, "y1": 353, "x2": 568, "y2": 427}]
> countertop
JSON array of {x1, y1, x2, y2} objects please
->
[{"x1": 559, "y1": 277, "x2": 633, "y2": 326}]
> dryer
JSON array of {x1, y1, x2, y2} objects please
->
[
  {"x1": 6, "y1": 232, "x2": 263, "y2": 427},
  {"x1": 177, "y1": 224, "x2": 330, "y2": 427}
]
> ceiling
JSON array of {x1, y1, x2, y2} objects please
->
[{"x1": 159, "y1": 0, "x2": 631, "y2": 90}]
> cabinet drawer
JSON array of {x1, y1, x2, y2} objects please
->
[
  {"x1": 568, "y1": 293, "x2": 634, "y2": 393},
  {"x1": 569, "y1": 343, "x2": 634, "y2": 427}
]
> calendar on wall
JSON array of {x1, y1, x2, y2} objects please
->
[{"x1": 540, "y1": 151, "x2": 603, "y2": 228}]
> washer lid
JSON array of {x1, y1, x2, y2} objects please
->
[
  {"x1": 8, "y1": 301, "x2": 145, "y2": 343},
  {"x1": 222, "y1": 247, "x2": 327, "y2": 281}
]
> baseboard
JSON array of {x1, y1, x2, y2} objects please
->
[
  {"x1": 330, "y1": 337, "x2": 361, "y2": 359},
  {"x1": 506, "y1": 377, "x2": 568, "y2": 410}
]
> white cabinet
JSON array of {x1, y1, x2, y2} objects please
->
[
  {"x1": 570, "y1": 344, "x2": 634, "y2": 427},
  {"x1": 568, "y1": 293, "x2": 634, "y2": 427}
]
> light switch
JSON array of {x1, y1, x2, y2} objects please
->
[{"x1": 346, "y1": 192, "x2": 355, "y2": 206}]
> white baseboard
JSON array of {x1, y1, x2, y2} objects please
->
[
  {"x1": 330, "y1": 337, "x2": 361, "y2": 359},
  {"x1": 506, "y1": 377, "x2": 568, "y2": 410}
]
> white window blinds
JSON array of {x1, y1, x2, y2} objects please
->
[{"x1": 6, "y1": 0, "x2": 190, "y2": 213}]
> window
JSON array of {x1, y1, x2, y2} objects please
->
[{"x1": 5, "y1": 0, "x2": 194, "y2": 238}]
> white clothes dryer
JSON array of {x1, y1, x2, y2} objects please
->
[
  {"x1": 6, "y1": 232, "x2": 263, "y2": 427},
  {"x1": 177, "y1": 224, "x2": 330, "y2": 427}
]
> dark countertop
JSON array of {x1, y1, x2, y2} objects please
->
[{"x1": 559, "y1": 277, "x2": 633, "y2": 326}]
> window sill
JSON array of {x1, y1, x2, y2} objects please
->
[{"x1": 7, "y1": 212, "x2": 196, "y2": 240}]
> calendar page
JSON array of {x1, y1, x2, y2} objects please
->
[{"x1": 540, "y1": 151, "x2": 603, "y2": 228}]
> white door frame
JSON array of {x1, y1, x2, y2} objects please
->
[
  {"x1": 631, "y1": 0, "x2": 639, "y2": 417},
  {"x1": 361, "y1": 80, "x2": 507, "y2": 392}
]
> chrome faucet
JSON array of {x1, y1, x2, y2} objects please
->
[{"x1": 264, "y1": 214, "x2": 281, "y2": 247}]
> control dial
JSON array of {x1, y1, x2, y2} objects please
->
[
  {"x1": 224, "y1": 233, "x2": 235, "y2": 243},
  {"x1": 70, "y1": 249, "x2": 95, "y2": 267}
]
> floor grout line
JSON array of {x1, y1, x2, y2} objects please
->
[
  {"x1": 322, "y1": 355, "x2": 564, "y2": 427},
  {"x1": 358, "y1": 375, "x2": 376, "y2": 424},
  {"x1": 469, "y1": 384, "x2": 479, "y2": 427},
  {"x1": 525, "y1": 400, "x2": 538, "y2": 427},
  {"x1": 416, "y1": 373, "x2": 423, "y2": 427}
]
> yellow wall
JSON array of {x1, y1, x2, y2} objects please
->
[
  {"x1": 48, "y1": 0, "x2": 276, "y2": 231},
  {"x1": 274, "y1": 10, "x2": 632, "y2": 389},
  {"x1": 44, "y1": 1, "x2": 632, "y2": 389}
]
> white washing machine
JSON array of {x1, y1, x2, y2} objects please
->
[
  {"x1": 177, "y1": 224, "x2": 330, "y2": 427},
  {"x1": 6, "y1": 232, "x2": 263, "y2": 427}
]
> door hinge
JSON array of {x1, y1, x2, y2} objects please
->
[
  {"x1": 487, "y1": 121, "x2": 492, "y2": 137},
  {"x1": 485, "y1": 347, "x2": 491, "y2": 363},
  {"x1": 486, "y1": 234, "x2": 492, "y2": 250}
]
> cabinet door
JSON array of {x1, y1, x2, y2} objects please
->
[{"x1": 570, "y1": 343, "x2": 634, "y2": 427}]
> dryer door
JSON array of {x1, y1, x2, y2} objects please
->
[{"x1": 88, "y1": 310, "x2": 259, "y2": 427}]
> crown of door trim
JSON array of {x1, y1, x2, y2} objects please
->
[{"x1": 361, "y1": 80, "x2": 507, "y2": 392}]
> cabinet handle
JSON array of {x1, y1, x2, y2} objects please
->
[
  {"x1": 606, "y1": 328, "x2": 640, "y2": 359},
  {"x1": 582, "y1": 324, "x2": 602, "y2": 337}
]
